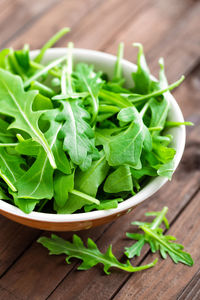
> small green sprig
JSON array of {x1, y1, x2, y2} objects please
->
[
  {"x1": 125, "y1": 207, "x2": 193, "y2": 266},
  {"x1": 38, "y1": 234, "x2": 157, "y2": 275}
]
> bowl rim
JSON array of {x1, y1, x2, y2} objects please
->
[{"x1": 0, "y1": 47, "x2": 186, "y2": 223}]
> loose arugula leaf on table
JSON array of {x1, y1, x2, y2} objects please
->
[
  {"x1": 125, "y1": 207, "x2": 193, "y2": 266},
  {"x1": 0, "y1": 69, "x2": 56, "y2": 169},
  {"x1": 38, "y1": 234, "x2": 157, "y2": 274}
]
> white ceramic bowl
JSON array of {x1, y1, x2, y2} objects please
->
[{"x1": 0, "y1": 48, "x2": 185, "y2": 231}]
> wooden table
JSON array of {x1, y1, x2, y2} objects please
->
[{"x1": 0, "y1": 0, "x2": 200, "y2": 299}]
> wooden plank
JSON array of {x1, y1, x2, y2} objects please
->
[
  {"x1": 59, "y1": 0, "x2": 152, "y2": 50},
  {"x1": 113, "y1": 189, "x2": 200, "y2": 300},
  {"x1": 0, "y1": 224, "x2": 112, "y2": 300},
  {"x1": 177, "y1": 269, "x2": 200, "y2": 300},
  {"x1": 105, "y1": 0, "x2": 200, "y2": 82},
  {"x1": 5, "y1": 0, "x2": 104, "y2": 50},
  {"x1": 173, "y1": 62, "x2": 200, "y2": 118},
  {"x1": 0, "y1": 284, "x2": 19, "y2": 300},
  {"x1": 0, "y1": 216, "x2": 39, "y2": 276},
  {"x1": 0, "y1": 0, "x2": 60, "y2": 48},
  {"x1": 0, "y1": 1, "x2": 198, "y2": 297}
]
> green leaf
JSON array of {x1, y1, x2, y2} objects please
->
[
  {"x1": 84, "y1": 198, "x2": 123, "y2": 212},
  {"x1": 106, "y1": 107, "x2": 148, "y2": 168},
  {"x1": 125, "y1": 236, "x2": 145, "y2": 258},
  {"x1": 75, "y1": 63, "x2": 103, "y2": 122},
  {"x1": 125, "y1": 207, "x2": 194, "y2": 266},
  {"x1": 75, "y1": 151, "x2": 109, "y2": 197},
  {"x1": 157, "y1": 160, "x2": 174, "y2": 180},
  {"x1": 38, "y1": 234, "x2": 157, "y2": 274},
  {"x1": 34, "y1": 27, "x2": 70, "y2": 63},
  {"x1": 10, "y1": 191, "x2": 39, "y2": 214},
  {"x1": 15, "y1": 110, "x2": 71, "y2": 199},
  {"x1": 113, "y1": 42, "x2": 124, "y2": 83},
  {"x1": 141, "y1": 225, "x2": 193, "y2": 266},
  {"x1": 0, "y1": 186, "x2": 10, "y2": 200},
  {"x1": 0, "y1": 69, "x2": 56, "y2": 168},
  {"x1": 14, "y1": 44, "x2": 30, "y2": 71},
  {"x1": 54, "y1": 172, "x2": 74, "y2": 208},
  {"x1": 0, "y1": 119, "x2": 16, "y2": 143},
  {"x1": 130, "y1": 164, "x2": 157, "y2": 180},
  {"x1": 0, "y1": 148, "x2": 25, "y2": 192},
  {"x1": 56, "y1": 99, "x2": 97, "y2": 169},
  {"x1": 0, "y1": 49, "x2": 10, "y2": 69},
  {"x1": 104, "y1": 166, "x2": 133, "y2": 193},
  {"x1": 55, "y1": 189, "x2": 100, "y2": 214},
  {"x1": 132, "y1": 43, "x2": 151, "y2": 94}
]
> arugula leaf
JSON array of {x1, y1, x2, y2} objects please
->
[
  {"x1": 10, "y1": 191, "x2": 39, "y2": 214},
  {"x1": 38, "y1": 234, "x2": 157, "y2": 274},
  {"x1": 105, "y1": 107, "x2": 149, "y2": 168},
  {"x1": 84, "y1": 198, "x2": 123, "y2": 212},
  {"x1": 54, "y1": 172, "x2": 74, "y2": 208},
  {"x1": 132, "y1": 43, "x2": 151, "y2": 94},
  {"x1": 55, "y1": 189, "x2": 100, "y2": 214},
  {"x1": 112, "y1": 42, "x2": 124, "y2": 84},
  {"x1": 0, "y1": 49, "x2": 10, "y2": 69},
  {"x1": 75, "y1": 63, "x2": 103, "y2": 123},
  {"x1": 104, "y1": 166, "x2": 133, "y2": 193},
  {"x1": 15, "y1": 110, "x2": 70, "y2": 200},
  {"x1": 34, "y1": 27, "x2": 70, "y2": 63},
  {"x1": 0, "y1": 119, "x2": 16, "y2": 143},
  {"x1": 125, "y1": 207, "x2": 193, "y2": 266},
  {"x1": 55, "y1": 66, "x2": 98, "y2": 169},
  {"x1": 75, "y1": 151, "x2": 109, "y2": 197},
  {"x1": 0, "y1": 186, "x2": 10, "y2": 200},
  {"x1": 14, "y1": 44, "x2": 30, "y2": 71},
  {"x1": 0, "y1": 69, "x2": 56, "y2": 169},
  {"x1": 56, "y1": 99, "x2": 97, "y2": 169},
  {"x1": 0, "y1": 148, "x2": 25, "y2": 192}
]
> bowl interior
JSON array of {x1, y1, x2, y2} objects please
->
[{"x1": 0, "y1": 48, "x2": 186, "y2": 223}]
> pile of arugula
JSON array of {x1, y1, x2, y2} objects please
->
[
  {"x1": 0, "y1": 28, "x2": 191, "y2": 214},
  {"x1": 38, "y1": 207, "x2": 193, "y2": 274}
]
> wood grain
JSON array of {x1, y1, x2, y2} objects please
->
[
  {"x1": 0, "y1": 0, "x2": 199, "y2": 299},
  {"x1": 113, "y1": 189, "x2": 200, "y2": 300},
  {"x1": 177, "y1": 269, "x2": 200, "y2": 300},
  {"x1": 5, "y1": 0, "x2": 104, "y2": 50},
  {"x1": 0, "y1": 0, "x2": 60, "y2": 48}
]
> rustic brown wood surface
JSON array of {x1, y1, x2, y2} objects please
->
[{"x1": 0, "y1": 0, "x2": 200, "y2": 299}]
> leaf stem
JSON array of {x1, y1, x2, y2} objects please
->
[
  {"x1": 0, "y1": 170, "x2": 17, "y2": 192},
  {"x1": 114, "y1": 42, "x2": 124, "y2": 80},
  {"x1": 70, "y1": 189, "x2": 100, "y2": 205},
  {"x1": 150, "y1": 206, "x2": 168, "y2": 230},
  {"x1": 99, "y1": 89, "x2": 132, "y2": 108},
  {"x1": 129, "y1": 76, "x2": 185, "y2": 103},
  {"x1": 24, "y1": 56, "x2": 67, "y2": 88},
  {"x1": 165, "y1": 121, "x2": 194, "y2": 128},
  {"x1": 34, "y1": 28, "x2": 70, "y2": 63}
]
